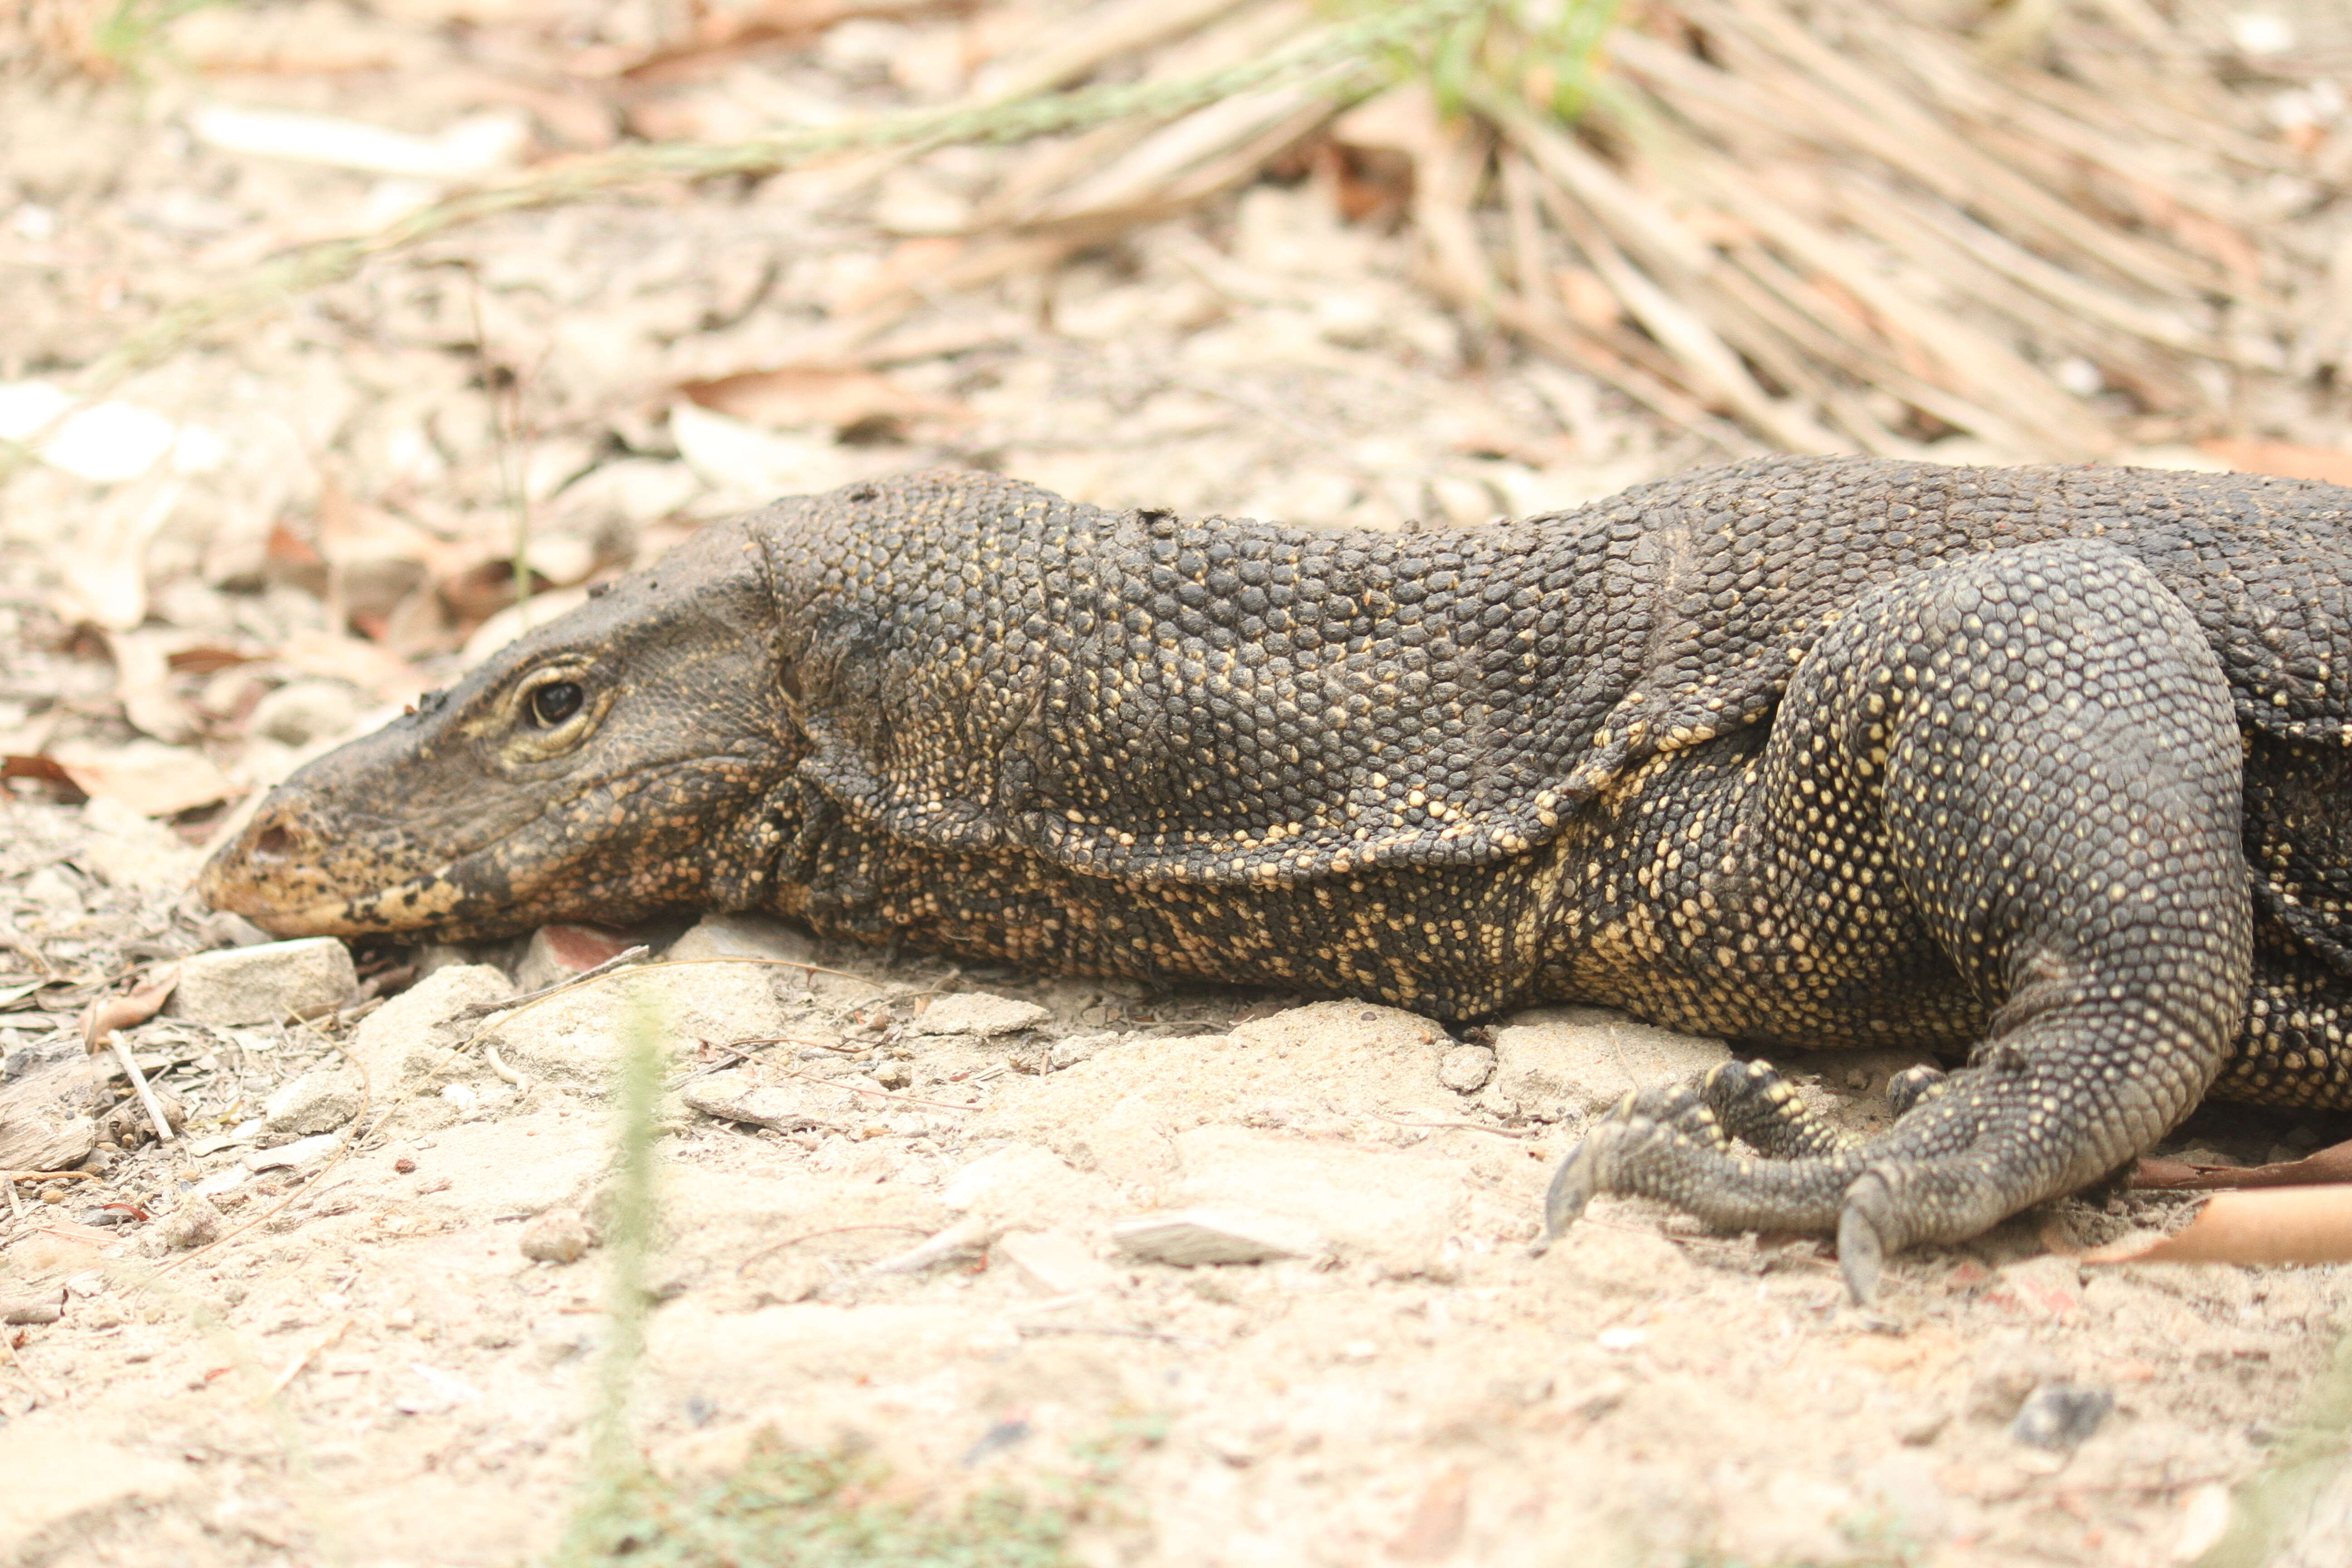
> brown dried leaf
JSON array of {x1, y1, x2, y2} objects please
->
[
  {"x1": 80, "y1": 965, "x2": 181, "y2": 1053},
  {"x1": 165, "y1": 646, "x2": 261, "y2": 675},
  {"x1": 49, "y1": 740, "x2": 240, "y2": 818},
  {"x1": 2087, "y1": 1187, "x2": 2352, "y2": 1267},
  {"x1": 2195, "y1": 439, "x2": 2352, "y2": 486},
  {"x1": 2133, "y1": 1138, "x2": 2352, "y2": 1191},
  {"x1": 1, "y1": 755, "x2": 88, "y2": 804},
  {"x1": 681, "y1": 365, "x2": 969, "y2": 436},
  {"x1": 275, "y1": 629, "x2": 424, "y2": 703}
]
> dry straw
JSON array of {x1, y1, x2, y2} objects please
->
[{"x1": 10, "y1": 0, "x2": 2334, "y2": 465}]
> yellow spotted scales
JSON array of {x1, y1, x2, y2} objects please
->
[{"x1": 202, "y1": 456, "x2": 2352, "y2": 1296}]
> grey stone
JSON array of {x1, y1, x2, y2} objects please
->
[
  {"x1": 520, "y1": 1207, "x2": 593, "y2": 1264},
  {"x1": 0, "y1": 1060, "x2": 100, "y2": 1172},
  {"x1": 167, "y1": 938, "x2": 356, "y2": 1026},
  {"x1": 157, "y1": 1196, "x2": 225, "y2": 1251},
  {"x1": 1436, "y1": 1044, "x2": 1494, "y2": 1093},
  {"x1": 262, "y1": 1068, "x2": 364, "y2": 1135},
  {"x1": 907, "y1": 993, "x2": 1051, "y2": 1038},
  {"x1": 2011, "y1": 1383, "x2": 2115, "y2": 1450},
  {"x1": 1112, "y1": 1207, "x2": 1325, "y2": 1267},
  {"x1": 664, "y1": 912, "x2": 817, "y2": 967},
  {"x1": 1485, "y1": 1005, "x2": 1732, "y2": 1119},
  {"x1": 348, "y1": 964, "x2": 515, "y2": 1093},
  {"x1": 1049, "y1": 1032, "x2": 1120, "y2": 1070}
]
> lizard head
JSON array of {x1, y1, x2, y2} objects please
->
[{"x1": 199, "y1": 518, "x2": 804, "y2": 941}]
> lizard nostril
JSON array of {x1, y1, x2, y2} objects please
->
[{"x1": 252, "y1": 824, "x2": 295, "y2": 862}]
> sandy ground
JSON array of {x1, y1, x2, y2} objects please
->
[{"x1": 3, "y1": 796, "x2": 2350, "y2": 1568}]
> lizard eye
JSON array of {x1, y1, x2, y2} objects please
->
[{"x1": 529, "y1": 681, "x2": 584, "y2": 727}]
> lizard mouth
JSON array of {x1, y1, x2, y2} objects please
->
[{"x1": 200, "y1": 797, "x2": 481, "y2": 937}]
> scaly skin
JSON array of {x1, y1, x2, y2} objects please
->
[{"x1": 200, "y1": 457, "x2": 2352, "y2": 1295}]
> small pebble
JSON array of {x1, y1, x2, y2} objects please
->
[
  {"x1": 906, "y1": 993, "x2": 1051, "y2": 1038},
  {"x1": 2011, "y1": 1382, "x2": 2115, "y2": 1450},
  {"x1": 394, "y1": 1157, "x2": 416, "y2": 1174},
  {"x1": 157, "y1": 1196, "x2": 225, "y2": 1250},
  {"x1": 1048, "y1": 1033, "x2": 1119, "y2": 1070},
  {"x1": 1436, "y1": 1044, "x2": 1495, "y2": 1093},
  {"x1": 1894, "y1": 1406, "x2": 1951, "y2": 1446},
  {"x1": 520, "y1": 1206, "x2": 593, "y2": 1264}
]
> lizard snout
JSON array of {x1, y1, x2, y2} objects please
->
[
  {"x1": 248, "y1": 820, "x2": 299, "y2": 863},
  {"x1": 234, "y1": 804, "x2": 323, "y2": 869},
  {"x1": 198, "y1": 800, "x2": 339, "y2": 926}
]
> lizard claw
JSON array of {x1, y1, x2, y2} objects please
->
[
  {"x1": 1836, "y1": 1168, "x2": 1900, "y2": 1304},
  {"x1": 1532, "y1": 1127, "x2": 1615, "y2": 1256}
]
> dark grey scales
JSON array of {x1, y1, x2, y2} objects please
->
[{"x1": 199, "y1": 456, "x2": 2352, "y2": 1298}]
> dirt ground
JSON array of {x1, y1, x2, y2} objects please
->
[
  {"x1": 4, "y1": 799, "x2": 2352, "y2": 1568},
  {"x1": 5, "y1": 2, "x2": 2352, "y2": 1565}
]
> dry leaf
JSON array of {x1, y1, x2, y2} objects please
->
[
  {"x1": 52, "y1": 473, "x2": 185, "y2": 632},
  {"x1": 80, "y1": 965, "x2": 182, "y2": 1052},
  {"x1": 681, "y1": 365, "x2": 968, "y2": 435},
  {"x1": 166, "y1": 645, "x2": 262, "y2": 675},
  {"x1": 48, "y1": 741, "x2": 240, "y2": 818},
  {"x1": 106, "y1": 630, "x2": 199, "y2": 745},
  {"x1": 2195, "y1": 439, "x2": 2352, "y2": 486},
  {"x1": 2133, "y1": 1138, "x2": 2352, "y2": 1190},
  {"x1": 1, "y1": 755, "x2": 88, "y2": 803},
  {"x1": 275, "y1": 629, "x2": 424, "y2": 703},
  {"x1": 2087, "y1": 1186, "x2": 2352, "y2": 1268}
]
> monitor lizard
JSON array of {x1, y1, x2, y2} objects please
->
[{"x1": 199, "y1": 457, "x2": 2352, "y2": 1297}]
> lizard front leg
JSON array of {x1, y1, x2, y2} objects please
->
[{"x1": 1544, "y1": 539, "x2": 2253, "y2": 1301}]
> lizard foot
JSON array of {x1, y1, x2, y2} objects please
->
[
  {"x1": 1534, "y1": 1063, "x2": 2077, "y2": 1304},
  {"x1": 1535, "y1": 1059, "x2": 1857, "y2": 1250}
]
